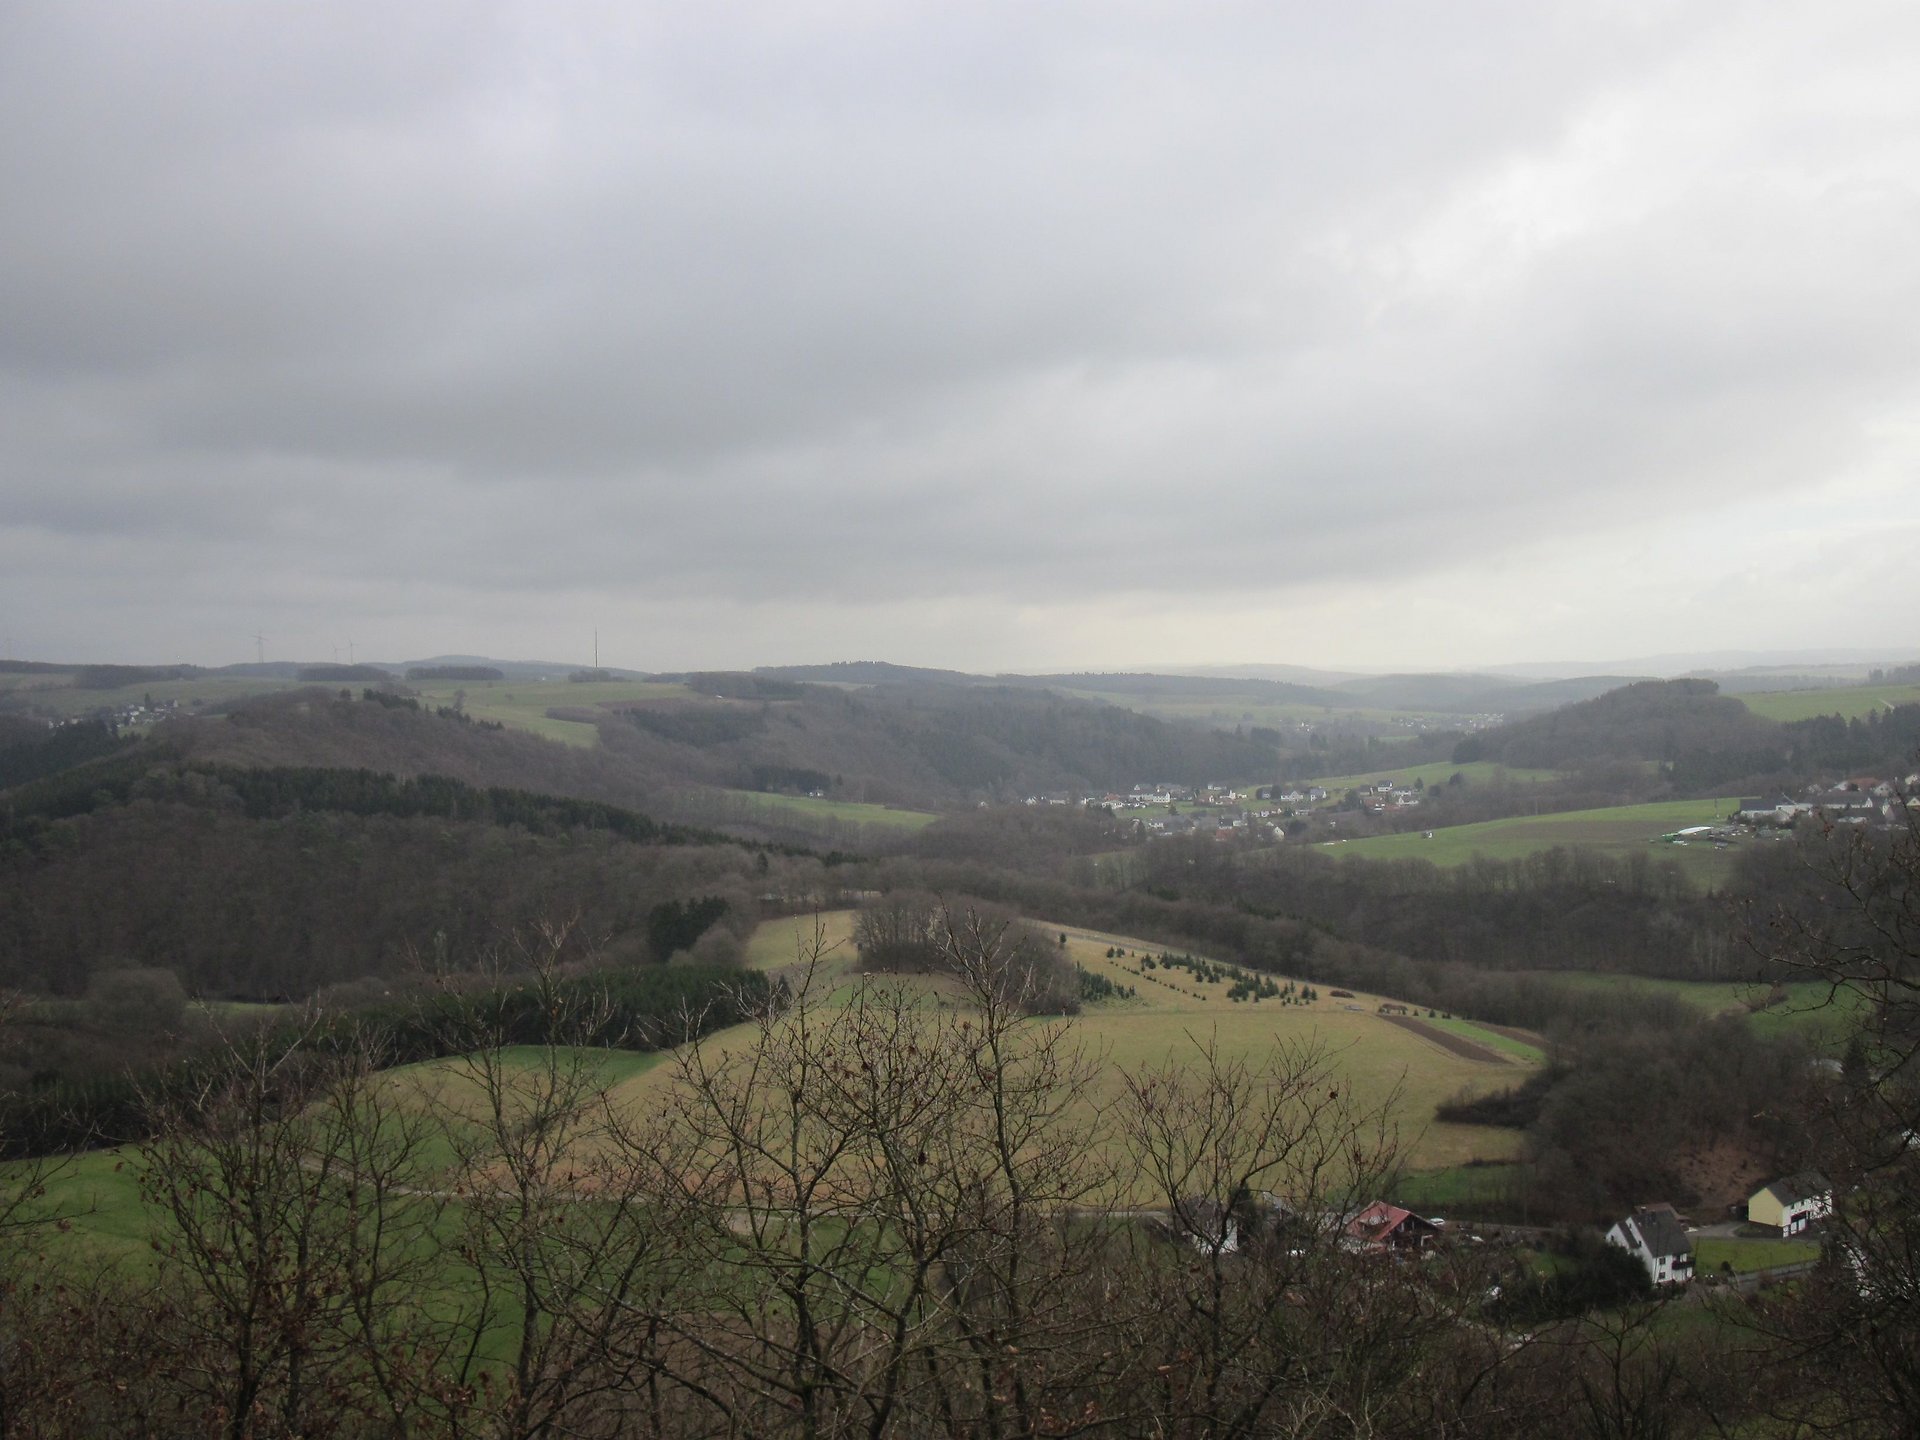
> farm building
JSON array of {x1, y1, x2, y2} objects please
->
[
  {"x1": 1748, "y1": 1172, "x2": 1833, "y2": 1235},
  {"x1": 1605, "y1": 1203, "x2": 1694, "y2": 1286}
]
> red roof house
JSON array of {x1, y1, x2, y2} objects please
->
[{"x1": 1344, "y1": 1201, "x2": 1441, "y2": 1253}]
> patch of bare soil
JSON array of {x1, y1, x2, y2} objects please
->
[{"x1": 1375, "y1": 1013, "x2": 1508, "y2": 1065}]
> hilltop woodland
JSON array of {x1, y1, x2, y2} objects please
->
[
  {"x1": 0, "y1": 667, "x2": 1916, "y2": 1433},
  {"x1": 1453, "y1": 677, "x2": 1920, "y2": 793}
]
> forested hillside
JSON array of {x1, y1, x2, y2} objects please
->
[
  {"x1": 597, "y1": 681, "x2": 1283, "y2": 805},
  {"x1": 169, "y1": 688, "x2": 673, "y2": 812},
  {"x1": 0, "y1": 768, "x2": 779, "y2": 999},
  {"x1": 1456, "y1": 676, "x2": 1920, "y2": 790},
  {"x1": 1454, "y1": 679, "x2": 1781, "y2": 770},
  {"x1": 113, "y1": 680, "x2": 1288, "y2": 817},
  {"x1": 0, "y1": 717, "x2": 129, "y2": 788}
]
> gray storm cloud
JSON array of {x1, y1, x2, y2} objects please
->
[{"x1": 3, "y1": 1, "x2": 1917, "y2": 666}]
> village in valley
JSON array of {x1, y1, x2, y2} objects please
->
[{"x1": 1178, "y1": 1168, "x2": 1835, "y2": 1299}]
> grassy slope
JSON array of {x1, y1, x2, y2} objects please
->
[
  {"x1": 1738, "y1": 683, "x2": 1920, "y2": 723},
  {"x1": 408, "y1": 678, "x2": 691, "y2": 748},
  {"x1": 20, "y1": 911, "x2": 1535, "y2": 1261},
  {"x1": 1390, "y1": 1162, "x2": 1527, "y2": 1212},
  {"x1": 1301, "y1": 760, "x2": 1561, "y2": 792},
  {"x1": 727, "y1": 913, "x2": 1532, "y2": 1173},
  {"x1": 0, "y1": 671, "x2": 699, "y2": 751},
  {"x1": 1322, "y1": 797, "x2": 1748, "y2": 888},
  {"x1": 745, "y1": 911, "x2": 860, "y2": 970},
  {"x1": 718, "y1": 790, "x2": 940, "y2": 831},
  {"x1": 1694, "y1": 1235, "x2": 1820, "y2": 1273},
  {"x1": 20, "y1": 1148, "x2": 151, "y2": 1263},
  {"x1": 15, "y1": 1045, "x2": 671, "y2": 1280},
  {"x1": 1060, "y1": 936, "x2": 1528, "y2": 1171}
]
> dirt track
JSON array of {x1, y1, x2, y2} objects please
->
[{"x1": 1374, "y1": 1013, "x2": 1509, "y2": 1064}]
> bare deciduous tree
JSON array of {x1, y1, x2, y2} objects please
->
[{"x1": 136, "y1": 1017, "x2": 456, "y2": 1438}]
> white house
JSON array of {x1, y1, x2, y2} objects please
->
[
  {"x1": 1748, "y1": 1172, "x2": 1833, "y2": 1235},
  {"x1": 1605, "y1": 1204, "x2": 1694, "y2": 1286}
]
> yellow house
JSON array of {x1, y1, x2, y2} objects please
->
[{"x1": 1748, "y1": 1171, "x2": 1833, "y2": 1234}]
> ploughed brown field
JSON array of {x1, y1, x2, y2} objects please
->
[{"x1": 1374, "y1": 1012, "x2": 1510, "y2": 1065}]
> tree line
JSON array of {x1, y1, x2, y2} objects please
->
[
  {"x1": 0, "y1": 959, "x2": 763, "y2": 1158},
  {"x1": 0, "y1": 745, "x2": 797, "y2": 989}
]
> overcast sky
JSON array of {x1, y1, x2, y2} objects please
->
[{"x1": 3, "y1": 2, "x2": 1917, "y2": 674}]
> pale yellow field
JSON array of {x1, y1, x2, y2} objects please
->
[
  {"x1": 617, "y1": 913, "x2": 1531, "y2": 1173},
  {"x1": 390, "y1": 913, "x2": 1531, "y2": 1178},
  {"x1": 743, "y1": 910, "x2": 860, "y2": 971},
  {"x1": 1047, "y1": 927, "x2": 1528, "y2": 1170}
]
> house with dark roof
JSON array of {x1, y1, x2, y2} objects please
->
[
  {"x1": 1605, "y1": 1204, "x2": 1694, "y2": 1286},
  {"x1": 1748, "y1": 1172, "x2": 1833, "y2": 1235},
  {"x1": 1810, "y1": 791, "x2": 1880, "y2": 822}
]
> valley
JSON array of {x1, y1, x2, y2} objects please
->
[{"x1": 1, "y1": 651, "x2": 1915, "y2": 1435}]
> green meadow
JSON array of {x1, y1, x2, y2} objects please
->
[
  {"x1": 16, "y1": 1148, "x2": 152, "y2": 1264},
  {"x1": 1049, "y1": 688, "x2": 1451, "y2": 737},
  {"x1": 1694, "y1": 1236, "x2": 1820, "y2": 1274},
  {"x1": 408, "y1": 677, "x2": 693, "y2": 748},
  {"x1": 1389, "y1": 1162, "x2": 1528, "y2": 1213},
  {"x1": 717, "y1": 789, "x2": 941, "y2": 831},
  {"x1": 1738, "y1": 682, "x2": 1920, "y2": 723},
  {"x1": 1322, "y1": 798, "x2": 1748, "y2": 888},
  {"x1": 1300, "y1": 760, "x2": 1561, "y2": 794}
]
